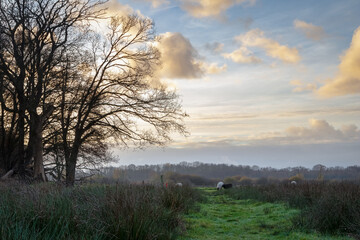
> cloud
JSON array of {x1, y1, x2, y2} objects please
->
[
  {"x1": 172, "y1": 119, "x2": 360, "y2": 148},
  {"x1": 285, "y1": 119, "x2": 343, "y2": 140},
  {"x1": 290, "y1": 80, "x2": 317, "y2": 93},
  {"x1": 92, "y1": 0, "x2": 147, "y2": 35},
  {"x1": 200, "y1": 62, "x2": 227, "y2": 74},
  {"x1": 252, "y1": 119, "x2": 360, "y2": 144},
  {"x1": 135, "y1": 0, "x2": 169, "y2": 8},
  {"x1": 294, "y1": 20, "x2": 327, "y2": 41},
  {"x1": 156, "y1": 32, "x2": 226, "y2": 79},
  {"x1": 156, "y1": 32, "x2": 203, "y2": 78},
  {"x1": 317, "y1": 26, "x2": 360, "y2": 97},
  {"x1": 205, "y1": 42, "x2": 224, "y2": 54},
  {"x1": 97, "y1": 0, "x2": 135, "y2": 17},
  {"x1": 234, "y1": 29, "x2": 300, "y2": 63},
  {"x1": 223, "y1": 46, "x2": 261, "y2": 63},
  {"x1": 178, "y1": 0, "x2": 256, "y2": 19}
]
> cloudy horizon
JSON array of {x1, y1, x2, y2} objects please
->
[{"x1": 106, "y1": 0, "x2": 360, "y2": 168}]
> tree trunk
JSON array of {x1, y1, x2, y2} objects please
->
[
  {"x1": 32, "y1": 105, "x2": 54, "y2": 182},
  {"x1": 0, "y1": 105, "x2": 5, "y2": 170},
  {"x1": 66, "y1": 153, "x2": 77, "y2": 186},
  {"x1": 65, "y1": 131, "x2": 81, "y2": 186},
  {"x1": 32, "y1": 115, "x2": 46, "y2": 181},
  {"x1": 17, "y1": 100, "x2": 26, "y2": 176}
]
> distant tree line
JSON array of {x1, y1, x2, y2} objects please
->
[{"x1": 97, "y1": 162, "x2": 360, "y2": 185}]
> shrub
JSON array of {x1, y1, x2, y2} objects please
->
[
  {"x1": 239, "y1": 176, "x2": 253, "y2": 186},
  {"x1": 292, "y1": 182, "x2": 360, "y2": 236},
  {"x1": 289, "y1": 173, "x2": 304, "y2": 182},
  {"x1": 223, "y1": 181, "x2": 360, "y2": 237},
  {"x1": 223, "y1": 177, "x2": 236, "y2": 184}
]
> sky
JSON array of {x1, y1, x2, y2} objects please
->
[{"x1": 107, "y1": 0, "x2": 360, "y2": 168}]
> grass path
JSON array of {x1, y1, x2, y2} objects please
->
[{"x1": 180, "y1": 188, "x2": 352, "y2": 240}]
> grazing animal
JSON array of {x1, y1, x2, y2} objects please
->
[
  {"x1": 291, "y1": 181, "x2": 297, "y2": 185},
  {"x1": 175, "y1": 182, "x2": 183, "y2": 187},
  {"x1": 216, "y1": 181, "x2": 224, "y2": 190},
  {"x1": 222, "y1": 183, "x2": 233, "y2": 189}
]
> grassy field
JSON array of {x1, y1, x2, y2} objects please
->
[
  {"x1": 0, "y1": 182, "x2": 357, "y2": 239},
  {"x1": 180, "y1": 188, "x2": 352, "y2": 240}
]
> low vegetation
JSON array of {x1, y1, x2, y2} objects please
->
[
  {"x1": 181, "y1": 188, "x2": 351, "y2": 240},
  {"x1": 1, "y1": 181, "x2": 358, "y2": 239},
  {"x1": 224, "y1": 181, "x2": 360, "y2": 238},
  {"x1": 0, "y1": 182, "x2": 202, "y2": 240}
]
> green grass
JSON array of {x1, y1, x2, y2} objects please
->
[
  {"x1": 180, "y1": 188, "x2": 352, "y2": 240},
  {"x1": 223, "y1": 182, "x2": 360, "y2": 237}
]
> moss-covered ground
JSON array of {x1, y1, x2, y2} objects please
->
[{"x1": 180, "y1": 188, "x2": 352, "y2": 240}]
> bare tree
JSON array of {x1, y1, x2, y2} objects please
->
[
  {"x1": 53, "y1": 15, "x2": 187, "y2": 186},
  {"x1": 0, "y1": 1, "x2": 187, "y2": 185},
  {"x1": 0, "y1": 0, "x2": 103, "y2": 180}
]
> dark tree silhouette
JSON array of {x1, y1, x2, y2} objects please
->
[
  {"x1": 0, "y1": 0, "x2": 187, "y2": 185},
  {"x1": 0, "y1": 0, "x2": 104, "y2": 181},
  {"x1": 53, "y1": 15, "x2": 187, "y2": 186}
]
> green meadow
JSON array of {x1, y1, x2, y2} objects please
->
[{"x1": 180, "y1": 188, "x2": 352, "y2": 240}]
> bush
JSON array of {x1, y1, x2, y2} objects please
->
[
  {"x1": 223, "y1": 177, "x2": 236, "y2": 184},
  {"x1": 292, "y1": 182, "x2": 360, "y2": 236},
  {"x1": 289, "y1": 173, "x2": 305, "y2": 182},
  {"x1": 223, "y1": 181, "x2": 360, "y2": 237},
  {"x1": 239, "y1": 176, "x2": 253, "y2": 186}
]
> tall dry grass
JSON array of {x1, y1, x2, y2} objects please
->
[{"x1": 0, "y1": 182, "x2": 202, "y2": 240}]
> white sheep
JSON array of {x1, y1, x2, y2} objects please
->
[
  {"x1": 291, "y1": 180, "x2": 297, "y2": 185},
  {"x1": 175, "y1": 182, "x2": 183, "y2": 187},
  {"x1": 216, "y1": 181, "x2": 224, "y2": 190}
]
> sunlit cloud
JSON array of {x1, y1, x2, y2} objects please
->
[
  {"x1": 317, "y1": 26, "x2": 360, "y2": 97},
  {"x1": 223, "y1": 46, "x2": 261, "y2": 63},
  {"x1": 135, "y1": 0, "x2": 169, "y2": 8},
  {"x1": 234, "y1": 29, "x2": 301, "y2": 63},
  {"x1": 200, "y1": 62, "x2": 227, "y2": 74},
  {"x1": 178, "y1": 0, "x2": 256, "y2": 19},
  {"x1": 156, "y1": 32, "x2": 226, "y2": 79},
  {"x1": 169, "y1": 119, "x2": 360, "y2": 149},
  {"x1": 285, "y1": 119, "x2": 359, "y2": 142},
  {"x1": 156, "y1": 32, "x2": 202, "y2": 78},
  {"x1": 176, "y1": 115, "x2": 360, "y2": 148},
  {"x1": 290, "y1": 80, "x2": 317, "y2": 93},
  {"x1": 100, "y1": 0, "x2": 134, "y2": 16},
  {"x1": 92, "y1": 0, "x2": 146, "y2": 35},
  {"x1": 294, "y1": 19, "x2": 327, "y2": 41},
  {"x1": 225, "y1": 29, "x2": 301, "y2": 64},
  {"x1": 251, "y1": 119, "x2": 360, "y2": 144}
]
